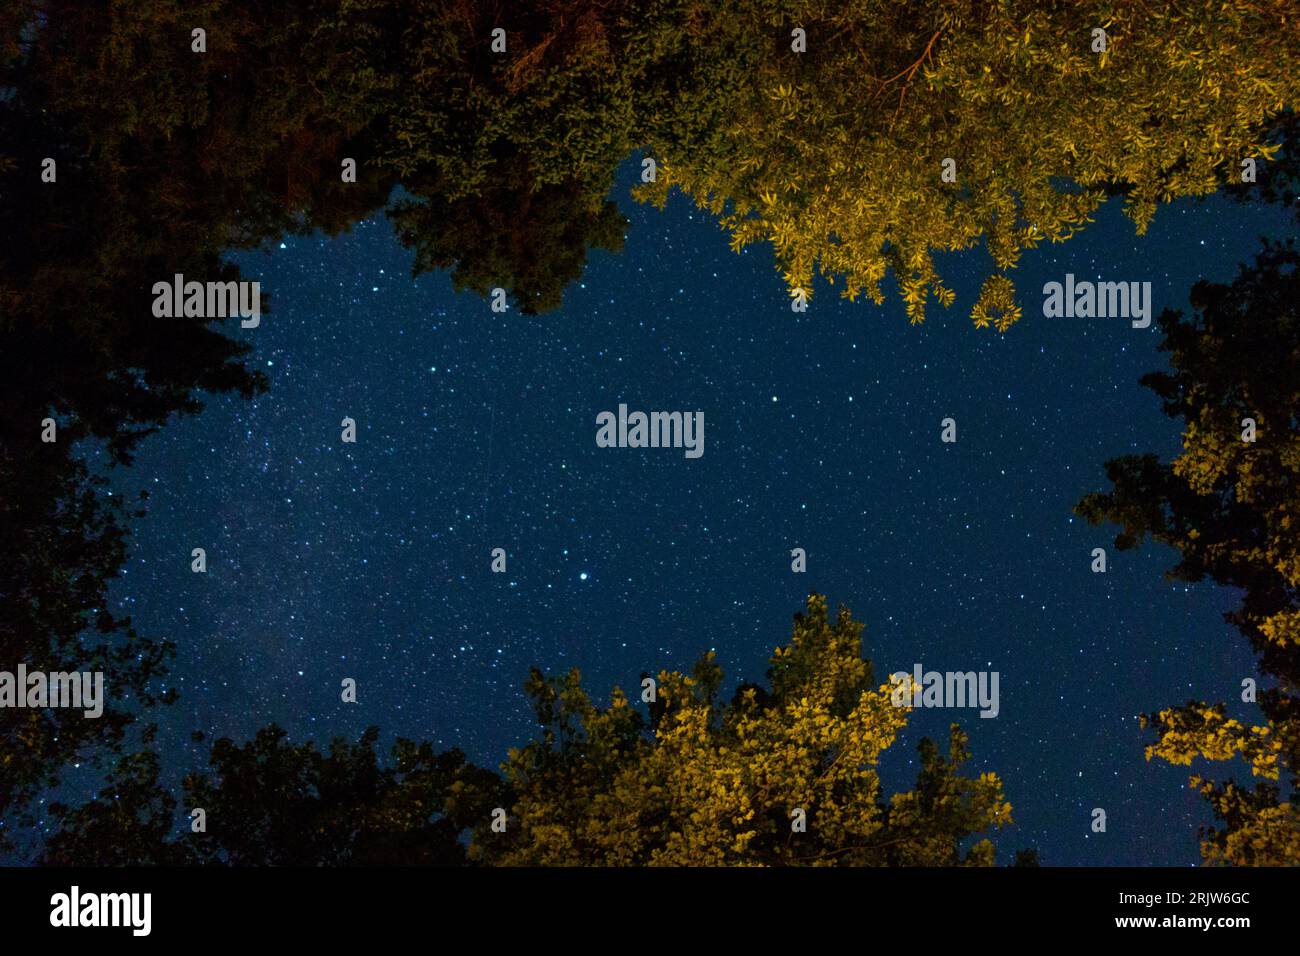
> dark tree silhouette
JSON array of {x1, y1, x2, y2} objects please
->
[
  {"x1": 1227, "y1": 110, "x2": 1300, "y2": 221},
  {"x1": 44, "y1": 724, "x2": 501, "y2": 866},
  {"x1": 1077, "y1": 240, "x2": 1300, "y2": 865},
  {"x1": 391, "y1": 163, "x2": 626, "y2": 314}
]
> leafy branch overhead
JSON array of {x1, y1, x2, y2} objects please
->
[{"x1": 633, "y1": 2, "x2": 1298, "y2": 328}]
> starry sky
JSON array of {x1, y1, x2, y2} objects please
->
[{"x1": 97, "y1": 160, "x2": 1294, "y2": 866}]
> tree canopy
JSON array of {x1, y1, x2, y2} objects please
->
[
  {"x1": 4, "y1": 0, "x2": 1297, "y2": 861},
  {"x1": 635, "y1": 1, "x2": 1298, "y2": 327},
  {"x1": 474, "y1": 594, "x2": 1011, "y2": 865},
  {"x1": 1077, "y1": 241, "x2": 1300, "y2": 865},
  {"x1": 12, "y1": 1, "x2": 1294, "y2": 324},
  {"x1": 44, "y1": 596, "x2": 1021, "y2": 867}
]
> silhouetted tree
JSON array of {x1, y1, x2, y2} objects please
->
[
  {"x1": 45, "y1": 725, "x2": 499, "y2": 866},
  {"x1": 1227, "y1": 110, "x2": 1300, "y2": 221},
  {"x1": 1078, "y1": 240, "x2": 1300, "y2": 865},
  {"x1": 391, "y1": 161, "x2": 625, "y2": 314},
  {"x1": 39, "y1": 727, "x2": 189, "y2": 866}
]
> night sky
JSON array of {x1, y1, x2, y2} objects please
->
[{"x1": 94, "y1": 160, "x2": 1294, "y2": 866}]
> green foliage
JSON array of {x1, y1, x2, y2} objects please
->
[
  {"x1": 473, "y1": 594, "x2": 1013, "y2": 866},
  {"x1": 636, "y1": 1, "x2": 1299, "y2": 327}
]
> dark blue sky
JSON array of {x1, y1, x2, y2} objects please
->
[{"x1": 101, "y1": 160, "x2": 1293, "y2": 866}]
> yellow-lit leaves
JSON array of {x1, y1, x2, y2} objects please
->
[
  {"x1": 634, "y1": 0, "x2": 1297, "y2": 330},
  {"x1": 475, "y1": 595, "x2": 1010, "y2": 866}
]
